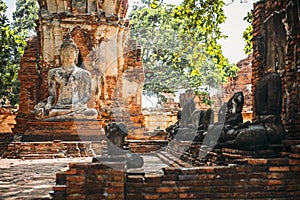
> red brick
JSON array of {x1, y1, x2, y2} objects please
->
[
  {"x1": 289, "y1": 159, "x2": 300, "y2": 165},
  {"x1": 161, "y1": 180, "x2": 176, "y2": 185},
  {"x1": 163, "y1": 167, "x2": 182, "y2": 175},
  {"x1": 289, "y1": 153, "x2": 300, "y2": 159},
  {"x1": 286, "y1": 185, "x2": 298, "y2": 191},
  {"x1": 290, "y1": 166, "x2": 300, "y2": 171},
  {"x1": 144, "y1": 174, "x2": 162, "y2": 183},
  {"x1": 269, "y1": 166, "x2": 289, "y2": 172},
  {"x1": 53, "y1": 185, "x2": 66, "y2": 191},
  {"x1": 67, "y1": 194, "x2": 86, "y2": 200},
  {"x1": 268, "y1": 180, "x2": 283, "y2": 185},
  {"x1": 249, "y1": 172, "x2": 267, "y2": 179},
  {"x1": 197, "y1": 166, "x2": 215, "y2": 173},
  {"x1": 66, "y1": 176, "x2": 85, "y2": 182},
  {"x1": 212, "y1": 186, "x2": 231, "y2": 193},
  {"x1": 247, "y1": 158, "x2": 268, "y2": 165},
  {"x1": 89, "y1": 169, "x2": 107, "y2": 174},
  {"x1": 248, "y1": 192, "x2": 273, "y2": 198},
  {"x1": 144, "y1": 194, "x2": 160, "y2": 199},
  {"x1": 107, "y1": 182, "x2": 124, "y2": 187},
  {"x1": 267, "y1": 173, "x2": 284, "y2": 179},
  {"x1": 268, "y1": 158, "x2": 289, "y2": 165},
  {"x1": 236, "y1": 166, "x2": 252, "y2": 172},
  {"x1": 178, "y1": 174, "x2": 198, "y2": 181},
  {"x1": 127, "y1": 175, "x2": 144, "y2": 182},
  {"x1": 161, "y1": 193, "x2": 178, "y2": 199},
  {"x1": 249, "y1": 178, "x2": 267, "y2": 185},
  {"x1": 179, "y1": 193, "x2": 194, "y2": 199},
  {"x1": 107, "y1": 187, "x2": 124, "y2": 194},
  {"x1": 156, "y1": 187, "x2": 174, "y2": 193}
]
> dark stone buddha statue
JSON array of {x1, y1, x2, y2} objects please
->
[{"x1": 221, "y1": 72, "x2": 285, "y2": 149}]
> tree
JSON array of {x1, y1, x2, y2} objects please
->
[
  {"x1": 172, "y1": 0, "x2": 236, "y2": 77},
  {"x1": 242, "y1": 10, "x2": 253, "y2": 54},
  {"x1": 12, "y1": 0, "x2": 39, "y2": 38},
  {"x1": 129, "y1": 2, "x2": 238, "y2": 103},
  {"x1": 0, "y1": 0, "x2": 25, "y2": 106}
]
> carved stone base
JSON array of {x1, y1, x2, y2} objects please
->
[{"x1": 19, "y1": 120, "x2": 105, "y2": 142}]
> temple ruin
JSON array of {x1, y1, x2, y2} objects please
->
[
  {"x1": 0, "y1": 0, "x2": 300, "y2": 199},
  {"x1": 13, "y1": 0, "x2": 145, "y2": 141}
]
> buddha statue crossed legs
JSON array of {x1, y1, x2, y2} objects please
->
[
  {"x1": 220, "y1": 72, "x2": 285, "y2": 149},
  {"x1": 34, "y1": 33, "x2": 98, "y2": 120}
]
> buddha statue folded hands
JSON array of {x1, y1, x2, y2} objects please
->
[{"x1": 34, "y1": 33, "x2": 98, "y2": 121}]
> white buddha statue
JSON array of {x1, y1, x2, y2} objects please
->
[{"x1": 34, "y1": 33, "x2": 98, "y2": 120}]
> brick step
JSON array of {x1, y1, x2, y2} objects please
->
[
  {"x1": 282, "y1": 139, "x2": 300, "y2": 146},
  {"x1": 127, "y1": 140, "x2": 168, "y2": 153},
  {"x1": 21, "y1": 153, "x2": 67, "y2": 159},
  {"x1": 156, "y1": 150, "x2": 192, "y2": 168},
  {"x1": 1, "y1": 141, "x2": 102, "y2": 158},
  {"x1": 91, "y1": 141, "x2": 107, "y2": 155}
]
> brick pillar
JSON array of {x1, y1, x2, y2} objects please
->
[{"x1": 251, "y1": 2, "x2": 265, "y2": 121}]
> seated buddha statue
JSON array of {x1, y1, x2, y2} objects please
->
[
  {"x1": 34, "y1": 33, "x2": 98, "y2": 120},
  {"x1": 220, "y1": 72, "x2": 285, "y2": 149}
]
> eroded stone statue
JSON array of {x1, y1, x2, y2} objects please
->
[
  {"x1": 220, "y1": 72, "x2": 285, "y2": 149},
  {"x1": 34, "y1": 33, "x2": 98, "y2": 120},
  {"x1": 93, "y1": 122, "x2": 144, "y2": 169},
  {"x1": 105, "y1": 122, "x2": 128, "y2": 155},
  {"x1": 166, "y1": 93, "x2": 213, "y2": 141}
]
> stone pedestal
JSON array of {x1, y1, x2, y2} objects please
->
[{"x1": 20, "y1": 120, "x2": 105, "y2": 141}]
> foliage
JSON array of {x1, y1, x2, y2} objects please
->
[
  {"x1": 0, "y1": 0, "x2": 25, "y2": 106},
  {"x1": 129, "y1": 1, "x2": 238, "y2": 103},
  {"x1": 129, "y1": 4, "x2": 188, "y2": 103},
  {"x1": 172, "y1": 0, "x2": 232, "y2": 75},
  {"x1": 12, "y1": 0, "x2": 39, "y2": 38},
  {"x1": 242, "y1": 10, "x2": 253, "y2": 54}
]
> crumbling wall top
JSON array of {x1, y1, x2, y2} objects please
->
[{"x1": 38, "y1": 0, "x2": 129, "y2": 18}]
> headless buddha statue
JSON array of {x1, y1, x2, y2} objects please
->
[
  {"x1": 34, "y1": 33, "x2": 98, "y2": 120},
  {"x1": 220, "y1": 72, "x2": 285, "y2": 149}
]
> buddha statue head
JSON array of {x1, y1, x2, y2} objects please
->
[
  {"x1": 60, "y1": 32, "x2": 79, "y2": 67},
  {"x1": 61, "y1": 32, "x2": 78, "y2": 50}
]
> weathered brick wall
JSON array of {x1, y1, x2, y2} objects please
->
[
  {"x1": 16, "y1": 37, "x2": 40, "y2": 117},
  {"x1": 52, "y1": 161, "x2": 125, "y2": 200},
  {"x1": 53, "y1": 144, "x2": 300, "y2": 200},
  {"x1": 126, "y1": 149, "x2": 300, "y2": 199},
  {"x1": 224, "y1": 54, "x2": 253, "y2": 113},
  {"x1": 252, "y1": 0, "x2": 300, "y2": 138},
  {"x1": 0, "y1": 107, "x2": 15, "y2": 155},
  {"x1": 0, "y1": 108, "x2": 17, "y2": 134},
  {"x1": 143, "y1": 109, "x2": 175, "y2": 132},
  {"x1": 1, "y1": 140, "x2": 105, "y2": 159}
]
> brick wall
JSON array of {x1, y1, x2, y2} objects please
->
[
  {"x1": 52, "y1": 144, "x2": 300, "y2": 200},
  {"x1": 143, "y1": 110, "x2": 174, "y2": 132},
  {"x1": 1, "y1": 140, "x2": 106, "y2": 159},
  {"x1": 224, "y1": 54, "x2": 253, "y2": 114},
  {"x1": 252, "y1": 0, "x2": 300, "y2": 138},
  {"x1": 0, "y1": 107, "x2": 17, "y2": 134},
  {"x1": 52, "y1": 161, "x2": 126, "y2": 200},
  {"x1": 126, "y1": 147, "x2": 300, "y2": 199}
]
